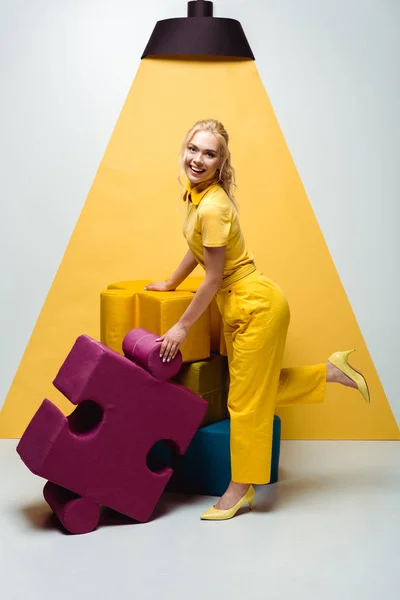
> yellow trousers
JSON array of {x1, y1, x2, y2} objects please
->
[{"x1": 216, "y1": 270, "x2": 326, "y2": 484}]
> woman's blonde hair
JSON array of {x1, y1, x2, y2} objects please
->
[{"x1": 180, "y1": 119, "x2": 239, "y2": 211}]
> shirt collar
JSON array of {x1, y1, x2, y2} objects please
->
[{"x1": 183, "y1": 176, "x2": 218, "y2": 206}]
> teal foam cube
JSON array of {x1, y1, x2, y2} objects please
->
[{"x1": 149, "y1": 415, "x2": 281, "y2": 496}]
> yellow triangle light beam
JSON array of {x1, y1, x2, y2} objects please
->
[{"x1": 1, "y1": 58, "x2": 398, "y2": 439}]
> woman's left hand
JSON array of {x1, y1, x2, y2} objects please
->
[{"x1": 156, "y1": 322, "x2": 188, "y2": 362}]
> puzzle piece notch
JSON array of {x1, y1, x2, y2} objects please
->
[{"x1": 17, "y1": 330, "x2": 207, "y2": 532}]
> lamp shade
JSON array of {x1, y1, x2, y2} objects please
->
[{"x1": 141, "y1": 1, "x2": 254, "y2": 59}]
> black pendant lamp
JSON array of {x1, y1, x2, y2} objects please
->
[{"x1": 141, "y1": 0, "x2": 254, "y2": 59}]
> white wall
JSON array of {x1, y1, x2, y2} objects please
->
[{"x1": 1, "y1": 0, "x2": 399, "y2": 426}]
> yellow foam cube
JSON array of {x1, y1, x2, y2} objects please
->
[
  {"x1": 108, "y1": 280, "x2": 152, "y2": 291},
  {"x1": 137, "y1": 291, "x2": 210, "y2": 362},
  {"x1": 101, "y1": 280, "x2": 212, "y2": 362},
  {"x1": 173, "y1": 354, "x2": 229, "y2": 427},
  {"x1": 101, "y1": 276, "x2": 227, "y2": 361},
  {"x1": 100, "y1": 289, "x2": 135, "y2": 354},
  {"x1": 108, "y1": 277, "x2": 203, "y2": 293}
]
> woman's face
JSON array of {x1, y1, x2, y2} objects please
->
[{"x1": 184, "y1": 130, "x2": 221, "y2": 185}]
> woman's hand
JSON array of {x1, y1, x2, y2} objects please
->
[
  {"x1": 157, "y1": 322, "x2": 188, "y2": 362},
  {"x1": 144, "y1": 281, "x2": 175, "y2": 292}
]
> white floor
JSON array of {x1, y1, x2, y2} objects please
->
[{"x1": 0, "y1": 440, "x2": 399, "y2": 600}]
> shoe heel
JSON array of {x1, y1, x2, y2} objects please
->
[
  {"x1": 329, "y1": 348, "x2": 370, "y2": 404},
  {"x1": 248, "y1": 486, "x2": 255, "y2": 510}
]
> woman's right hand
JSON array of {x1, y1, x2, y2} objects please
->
[{"x1": 144, "y1": 281, "x2": 176, "y2": 292}]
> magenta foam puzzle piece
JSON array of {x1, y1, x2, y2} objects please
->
[{"x1": 17, "y1": 331, "x2": 207, "y2": 532}]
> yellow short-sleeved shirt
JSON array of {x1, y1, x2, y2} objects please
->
[{"x1": 182, "y1": 179, "x2": 256, "y2": 287}]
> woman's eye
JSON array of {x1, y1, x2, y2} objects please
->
[{"x1": 207, "y1": 153, "x2": 215, "y2": 158}]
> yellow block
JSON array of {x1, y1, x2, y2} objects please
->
[
  {"x1": 108, "y1": 276, "x2": 203, "y2": 292},
  {"x1": 107, "y1": 277, "x2": 225, "y2": 355},
  {"x1": 108, "y1": 280, "x2": 152, "y2": 291},
  {"x1": 1, "y1": 57, "x2": 398, "y2": 439},
  {"x1": 101, "y1": 280, "x2": 211, "y2": 361},
  {"x1": 100, "y1": 289, "x2": 136, "y2": 354},
  {"x1": 173, "y1": 354, "x2": 229, "y2": 427},
  {"x1": 136, "y1": 291, "x2": 210, "y2": 362}
]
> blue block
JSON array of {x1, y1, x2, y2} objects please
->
[{"x1": 149, "y1": 415, "x2": 281, "y2": 497}]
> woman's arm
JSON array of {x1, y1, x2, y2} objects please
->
[
  {"x1": 158, "y1": 245, "x2": 226, "y2": 361},
  {"x1": 167, "y1": 249, "x2": 198, "y2": 289},
  {"x1": 179, "y1": 246, "x2": 225, "y2": 331},
  {"x1": 145, "y1": 249, "x2": 198, "y2": 291}
]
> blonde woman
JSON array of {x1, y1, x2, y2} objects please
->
[{"x1": 145, "y1": 119, "x2": 370, "y2": 521}]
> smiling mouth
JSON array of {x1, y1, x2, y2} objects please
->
[{"x1": 190, "y1": 165, "x2": 206, "y2": 174}]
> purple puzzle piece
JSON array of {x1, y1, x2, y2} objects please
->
[{"x1": 17, "y1": 329, "x2": 207, "y2": 533}]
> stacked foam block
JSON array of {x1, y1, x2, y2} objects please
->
[
  {"x1": 101, "y1": 277, "x2": 226, "y2": 361},
  {"x1": 100, "y1": 278, "x2": 281, "y2": 495}
]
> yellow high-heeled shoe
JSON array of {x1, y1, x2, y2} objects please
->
[
  {"x1": 328, "y1": 349, "x2": 370, "y2": 403},
  {"x1": 200, "y1": 485, "x2": 255, "y2": 521}
]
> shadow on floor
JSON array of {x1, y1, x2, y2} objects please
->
[
  {"x1": 19, "y1": 488, "x2": 209, "y2": 534},
  {"x1": 21, "y1": 464, "x2": 389, "y2": 531},
  {"x1": 21, "y1": 502, "x2": 60, "y2": 531}
]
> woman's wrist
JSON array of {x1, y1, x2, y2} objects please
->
[
  {"x1": 165, "y1": 278, "x2": 176, "y2": 290},
  {"x1": 178, "y1": 318, "x2": 190, "y2": 333}
]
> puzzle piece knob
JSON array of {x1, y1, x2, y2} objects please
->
[
  {"x1": 43, "y1": 481, "x2": 101, "y2": 534},
  {"x1": 123, "y1": 328, "x2": 182, "y2": 381}
]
